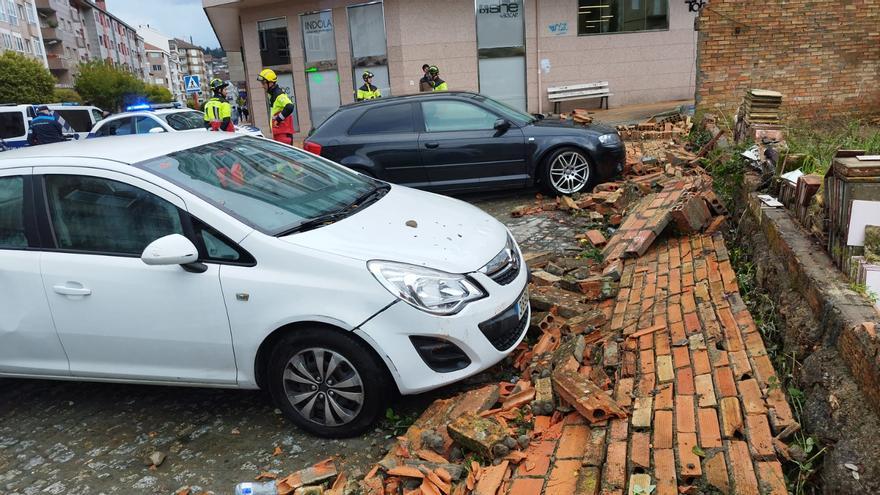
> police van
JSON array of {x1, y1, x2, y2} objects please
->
[{"x1": 0, "y1": 103, "x2": 105, "y2": 149}]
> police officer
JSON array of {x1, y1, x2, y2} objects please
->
[
  {"x1": 356, "y1": 71, "x2": 381, "y2": 101},
  {"x1": 427, "y1": 66, "x2": 448, "y2": 92},
  {"x1": 419, "y1": 63, "x2": 433, "y2": 92},
  {"x1": 204, "y1": 78, "x2": 234, "y2": 132},
  {"x1": 27, "y1": 106, "x2": 65, "y2": 146},
  {"x1": 257, "y1": 68, "x2": 296, "y2": 144}
]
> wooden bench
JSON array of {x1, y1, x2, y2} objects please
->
[{"x1": 547, "y1": 82, "x2": 612, "y2": 114}]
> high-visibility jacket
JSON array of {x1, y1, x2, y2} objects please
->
[
  {"x1": 268, "y1": 85, "x2": 295, "y2": 144},
  {"x1": 356, "y1": 83, "x2": 381, "y2": 101},
  {"x1": 204, "y1": 97, "x2": 234, "y2": 132},
  {"x1": 432, "y1": 79, "x2": 448, "y2": 92}
]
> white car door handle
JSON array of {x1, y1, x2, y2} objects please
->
[{"x1": 53, "y1": 284, "x2": 92, "y2": 296}]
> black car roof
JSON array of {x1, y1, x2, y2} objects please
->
[{"x1": 338, "y1": 91, "x2": 482, "y2": 110}]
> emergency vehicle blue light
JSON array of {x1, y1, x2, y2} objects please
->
[
  {"x1": 125, "y1": 103, "x2": 152, "y2": 111},
  {"x1": 61, "y1": 102, "x2": 80, "y2": 106}
]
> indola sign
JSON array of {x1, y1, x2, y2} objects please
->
[
  {"x1": 304, "y1": 17, "x2": 332, "y2": 33},
  {"x1": 478, "y1": 1, "x2": 519, "y2": 18}
]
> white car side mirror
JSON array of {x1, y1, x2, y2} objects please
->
[
  {"x1": 141, "y1": 234, "x2": 198, "y2": 266},
  {"x1": 148, "y1": 127, "x2": 166, "y2": 134}
]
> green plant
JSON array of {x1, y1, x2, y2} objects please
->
[
  {"x1": 786, "y1": 121, "x2": 880, "y2": 175},
  {"x1": 0, "y1": 51, "x2": 56, "y2": 104},
  {"x1": 144, "y1": 84, "x2": 173, "y2": 103},
  {"x1": 50, "y1": 88, "x2": 82, "y2": 104},
  {"x1": 74, "y1": 60, "x2": 144, "y2": 112},
  {"x1": 382, "y1": 408, "x2": 416, "y2": 438},
  {"x1": 577, "y1": 246, "x2": 604, "y2": 263}
]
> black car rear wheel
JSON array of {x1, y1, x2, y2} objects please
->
[{"x1": 540, "y1": 147, "x2": 594, "y2": 196}]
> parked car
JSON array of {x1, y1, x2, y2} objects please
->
[
  {"x1": 303, "y1": 91, "x2": 625, "y2": 196},
  {"x1": 89, "y1": 105, "x2": 263, "y2": 138},
  {"x1": 0, "y1": 133, "x2": 528, "y2": 437},
  {"x1": 0, "y1": 103, "x2": 96, "y2": 148}
]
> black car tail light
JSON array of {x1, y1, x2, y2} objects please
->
[
  {"x1": 303, "y1": 140, "x2": 322, "y2": 155},
  {"x1": 409, "y1": 336, "x2": 471, "y2": 373}
]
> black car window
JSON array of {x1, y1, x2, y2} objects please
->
[
  {"x1": 0, "y1": 176, "x2": 27, "y2": 249},
  {"x1": 53, "y1": 109, "x2": 93, "y2": 132},
  {"x1": 0, "y1": 111, "x2": 25, "y2": 139},
  {"x1": 95, "y1": 117, "x2": 134, "y2": 137},
  {"x1": 422, "y1": 100, "x2": 498, "y2": 132},
  {"x1": 349, "y1": 104, "x2": 413, "y2": 135}
]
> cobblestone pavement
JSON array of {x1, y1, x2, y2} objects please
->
[{"x1": 0, "y1": 188, "x2": 571, "y2": 495}]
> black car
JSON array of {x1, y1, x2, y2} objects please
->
[{"x1": 303, "y1": 92, "x2": 625, "y2": 196}]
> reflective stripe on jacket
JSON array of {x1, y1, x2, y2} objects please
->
[
  {"x1": 432, "y1": 80, "x2": 448, "y2": 92},
  {"x1": 204, "y1": 98, "x2": 234, "y2": 132}
]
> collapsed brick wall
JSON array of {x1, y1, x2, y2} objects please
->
[{"x1": 695, "y1": 0, "x2": 880, "y2": 119}]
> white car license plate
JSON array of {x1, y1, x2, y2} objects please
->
[{"x1": 516, "y1": 289, "x2": 529, "y2": 319}]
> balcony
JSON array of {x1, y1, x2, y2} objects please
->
[
  {"x1": 35, "y1": 0, "x2": 55, "y2": 14},
  {"x1": 40, "y1": 20, "x2": 61, "y2": 41},
  {"x1": 47, "y1": 56, "x2": 72, "y2": 71}
]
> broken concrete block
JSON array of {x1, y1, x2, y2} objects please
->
[
  {"x1": 602, "y1": 260, "x2": 622, "y2": 281},
  {"x1": 531, "y1": 269, "x2": 561, "y2": 287},
  {"x1": 551, "y1": 368, "x2": 627, "y2": 424},
  {"x1": 589, "y1": 211, "x2": 604, "y2": 222},
  {"x1": 521, "y1": 251, "x2": 555, "y2": 269},
  {"x1": 578, "y1": 275, "x2": 619, "y2": 300},
  {"x1": 529, "y1": 285, "x2": 595, "y2": 318},
  {"x1": 561, "y1": 310, "x2": 607, "y2": 334},
  {"x1": 544, "y1": 261, "x2": 567, "y2": 276},
  {"x1": 559, "y1": 195, "x2": 580, "y2": 211},
  {"x1": 293, "y1": 487, "x2": 323, "y2": 495},
  {"x1": 447, "y1": 414, "x2": 507, "y2": 459},
  {"x1": 551, "y1": 334, "x2": 586, "y2": 370},
  {"x1": 532, "y1": 377, "x2": 555, "y2": 415}
]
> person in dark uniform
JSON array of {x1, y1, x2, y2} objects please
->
[
  {"x1": 419, "y1": 63, "x2": 433, "y2": 92},
  {"x1": 27, "y1": 106, "x2": 66, "y2": 146}
]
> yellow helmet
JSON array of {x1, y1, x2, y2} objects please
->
[{"x1": 257, "y1": 68, "x2": 277, "y2": 83}]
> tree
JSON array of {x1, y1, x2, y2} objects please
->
[
  {"x1": 0, "y1": 51, "x2": 56, "y2": 104},
  {"x1": 51, "y1": 88, "x2": 83, "y2": 104},
  {"x1": 74, "y1": 60, "x2": 144, "y2": 112},
  {"x1": 144, "y1": 84, "x2": 173, "y2": 103}
]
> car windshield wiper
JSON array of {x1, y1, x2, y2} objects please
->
[{"x1": 275, "y1": 183, "x2": 390, "y2": 236}]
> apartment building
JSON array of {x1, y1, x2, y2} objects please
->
[
  {"x1": 34, "y1": 0, "x2": 146, "y2": 86},
  {"x1": 174, "y1": 37, "x2": 209, "y2": 95},
  {"x1": 139, "y1": 24, "x2": 184, "y2": 102},
  {"x1": 204, "y1": 0, "x2": 699, "y2": 135},
  {"x1": 0, "y1": 0, "x2": 48, "y2": 68}
]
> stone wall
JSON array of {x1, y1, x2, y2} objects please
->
[{"x1": 695, "y1": 1, "x2": 880, "y2": 118}]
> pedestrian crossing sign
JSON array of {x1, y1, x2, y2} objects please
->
[{"x1": 184, "y1": 75, "x2": 201, "y2": 93}]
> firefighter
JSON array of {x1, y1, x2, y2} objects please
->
[
  {"x1": 27, "y1": 106, "x2": 66, "y2": 146},
  {"x1": 356, "y1": 70, "x2": 381, "y2": 101},
  {"x1": 204, "y1": 78, "x2": 234, "y2": 132},
  {"x1": 257, "y1": 68, "x2": 296, "y2": 144},
  {"x1": 427, "y1": 65, "x2": 448, "y2": 91}
]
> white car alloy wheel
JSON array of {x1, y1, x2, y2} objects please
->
[
  {"x1": 548, "y1": 150, "x2": 591, "y2": 195},
  {"x1": 282, "y1": 347, "x2": 365, "y2": 427}
]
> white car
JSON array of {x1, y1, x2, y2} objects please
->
[
  {"x1": 0, "y1": 133, "x2": 528, "y2": 437},
  {"x1": 89, "y1": 107, "x2": 263, "y2": 138}
]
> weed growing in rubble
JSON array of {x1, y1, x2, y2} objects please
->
[
  {"x1": 787, "y1": 386, "x2": 828, "y2": 495},
  {"x1": 700, "y1": 141, "x2": 750, "y2": 207},
  {"x1": 382, "y1": 408, "x2": 416, "y2": 438},
  {"x1": 849, "y1": 282, "x2": 879, "y2": 304},
  {"x1": 577, "y1": 246, "x2": 604, "y2": 263}
]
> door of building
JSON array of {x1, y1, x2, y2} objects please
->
[
  {"x1": 301, "y1": 10, "x2": 341, "y2": 128},
  {"x1": 347, "y1": 2, "x2": 390, "y2": 100},
  {"x1": 476, "y1": 0, "x2": 526, "y2": 111}
]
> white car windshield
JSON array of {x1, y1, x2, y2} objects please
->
[
  {"x1": 137, "y1": 137, "x2": 382, "y2": 235},
  {"x1": 162, "y1": 111, "x2": 204, "y2": 131}
]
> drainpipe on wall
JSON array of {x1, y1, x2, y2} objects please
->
[{"x1": 535, "y1": 0, "x2": 541, "y2": 115}]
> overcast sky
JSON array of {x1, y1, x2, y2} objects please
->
[{"x1": 106, "y1": 0, "x2": 219, "y2": 48}]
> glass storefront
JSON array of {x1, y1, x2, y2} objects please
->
[
  {"x1": 347, "y1": 2, "x2": 390, "y2": 99},
  {"x1": 257, "y1": 18, "x2": 290, "y2": 66},
  {"x1": 476, "y1": 0, "x2": 526, "y2": 111},
  {"x1": 301, "y1": 10, "x2": 341, "y2": 126}
]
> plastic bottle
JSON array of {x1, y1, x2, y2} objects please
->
[{"x1": 234, "y1": 482, "x2": 277, "y2": 495}]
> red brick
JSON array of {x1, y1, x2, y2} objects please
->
[
  {"x1": 738, "y1": 378, "x2": 766, "y2": 415},
  {"x1": 508, "y1": 478, "x2": 545, "y2": 495},
  {"x1": 672, "y1": 346, "x2": 690, "y2": 369},
  {"x1": 719, "y1": 397, "x2": 743, "y2": 439},
  {"x1": 638, "y1": 372, "x2": 655, "y2": 397},
  {"x1": 675, "y1": 395, "x2": 696, "y2": 433},
  {"x1": 517, "y1": 440, "x2": 555, "y2": 476},
  {"x1": 698, "y1": 407, "x2": 722, "y2": 448},
  {"x1": 609, "y1": 418, "x2": 628, "y2": 442},
  {"x1": 684, "y1": 312, "x2": 701, "y2": 335},
  {"x1": 670, "y1": 321, "x2": 686, "y2": 342},
  {"x1": 546, "y1": 459, "x2": 581, "y2": 495},
  {"x1": 556, "y1": 425, "x2": 590, "y2": 459},
  {"x1": 715, "y1": 366, "x2": 737, "y2": 398},
  {"x1": 728, "y1": 350, "x2": 752, "y2": 379},
  {"x1": 631, "y1": 431, "x2": 651, "y2": 468},
  {"x1": 654, "y1": 332, "x2": 671, "y2": 356},
  {"x1": 703, "y1": 451, "x2": 730, "y2": 493},
  {"x1": 695, "y1": 373, "x2": 717, "y2": 407},
  {"x1": 745, "y1": 414, "x2": 775, "y2": 458},
  {"x1": 585, "y1": 229, "x2": 607, "y2": 247},
  {"x1": 613, "y1": 377, "x2": 634, "y2": 409},
  {"x1": 667, "y1": 304, "x2": 683, "y2": 324},
  {"x1": 654, "y1": 383, "x2": 674, "y2": 410},
  {"x1": 757, "y1": 461, "x2": 788, "y2": 495},
  {"x1": 751, "y1": 354, "x2": 776, "y2": 388},
  {"x1": 692, "y1": 349, "x2": 711, "y2": 375},
  {"x1": 639, "y1": 350, "x2": 655, "y2": 375},
  {"x1": 582, "y1": 427, "x2": 606, "y2": 466},
  {"x1": 601, "y1": 442, "x2": 627, "y2": 490},
  {"x1": 676, "y1": 368, "x2": 695, "y2": 395},
  {"x1": 653, "y1": 410, "x2": 673, "y2": 449},
  {"x1": 728, "y1": 440, "x2": 761, "y2": 495},
  {"x1": 669, "y1": 268, "x2": 681, "y2": 295},
  {"x1": 653, "y1": 449, "x2": 678, "y2": 495},
  {"x1": 677, "y1": 431, "x2": 702, "y2": 478}
]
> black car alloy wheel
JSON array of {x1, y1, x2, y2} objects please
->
[{"x1": 542, "y1": 147, "x2": 593, "y2": 195}]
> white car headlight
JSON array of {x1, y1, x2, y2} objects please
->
[
  {"x1": 598, "y1": 133, "x2": 621, "y2": 145},
  {"x1": 367, "y1": 260, "x2": 485, "y2": 315}
]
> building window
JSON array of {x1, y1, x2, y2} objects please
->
[
  {"x1": 13, "y1": 33, "x2": 24, "y2": 52},
  {"x1": 32, "y1": 36, "x2": 40, "y2": 55},
  {"x1": 1, "y1": 33, "x2": 12, "y2": 50},
  {"x1": 6, "y1": 0, "x2": 18, "y2": 26},
  {"x1": 152, "y1": 64, "x2": 162, "y2": 71},
  {"x1": 577, "y1": 0, "x2": 668, "y2": 35},
  {"x1": 258, "y1": 17, "x2": 289, "y2": 66},
  {"x1": 0, "y1": 1, "x2": 6, "y2": 23},
  {"x1": 25, "y1": 1, "x2": 35, "y2": 24}
]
